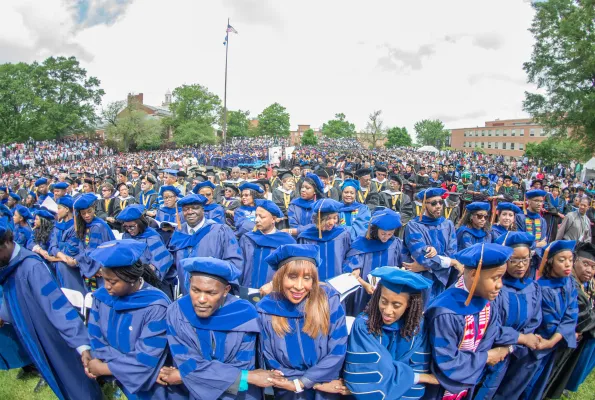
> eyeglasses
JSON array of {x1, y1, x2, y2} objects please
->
[
  {"x1": 163, "y1": 195, "x2": 176, "y2": 200},
  {"x1": 122, "y1": 224, "x2": 137, "y2": 231},
  {"x1": 474, "y1": 214, "x2": 489, "y2": 220},
  {"x1": 428, "y1": 200, "x2": 444, "y2": 206},
  {"x1": 509, "y1": 257, "x2": 531, "y2": 266}
]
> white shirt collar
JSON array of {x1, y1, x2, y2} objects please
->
[
  {"x1": 188, "y1": 218, "x2": 206, "y2": 234},
  {"x1": 10, "y1": 243, "x2": 21, "y2": 263}
]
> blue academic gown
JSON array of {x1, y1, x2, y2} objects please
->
[
  {"x1": 123, "y1": 228, "x2": 176, "y2": 289},
  {"x1": 13, "y1": 224, "x2": 32, "y2": 248},
  {"x1": 490, "y1": 224, "x2": 508, "y2": 241},
  {"x1": 167, "y1": 294, "x2": 262, "y2": 400},
  {"x1": 288, "y1": 198, "x2": 315, "y2": 234},
  {"x1": 0, "y1": 245, "x2": 102, "y2": 400},
  {"x1": 0, "y1": 286, "x2": 31, "y2": 370},
  {"x1": 257, "y1": 285, "x2": 348, "y2": 399},
  {"x1": 521, "y1": 276, "x2": 578, "y2": 400},
  {"x1": 455, "y1": 226, "x2": 492, "y2": 250},
  {"x1": 474, "y1": 276, "x2": 543, "y2": 400},
  {"x1": 343, "y1": 236, "x2": 403, "y2": 316},
  {"x1": 156, "y1": 206, "x2": 185, "y2": 227},
  {"x1": 77, "y1": 217, "x2": 116, "y2": 289},
  {"x1": 424, "y1": 286, "x2": 516, "y2": 400},
  {"x1": 239, "y1": 230, "x2": 296, "y2": 288},
  {"x1": 343, "y1": 314, "x2": 429, "y2": 400},
  {"x1": 403, "y1": 216, "x2": 458, "y2": 300},
  {"x1": 515, "y1": 211, "x2": 548, "y2": 279},
  {"x1": 48, "y1": 219, "x2": 86, "y2": 294},
  {"x1": 168, "y1": 220, "x2": 243, "y2": 295},
  {"x1": 339, "y1": 202, "x2": 371, "y2": 241},
  {"x1": 234, "y1": 205, "x2": 257, "y2": 237},
  {"x1": 204, "y1": 203, "x2": 225, "y2": 224},
  {"x1": 88, "y1": 284, "x2": 176, "y2": 399},
  {"x1": 37, "y1": 192, "x2": 54, "y2": 204},
  {"x1": 297, "y1": 225, "x2": 352, "y2": 281}
]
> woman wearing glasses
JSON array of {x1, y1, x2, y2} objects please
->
[
  {"x1": 456, "y1": 202, "x2": 493, "y2": 250},
  {"x1": 473, "y1": 231, "x2": 543, "y2": 400}
]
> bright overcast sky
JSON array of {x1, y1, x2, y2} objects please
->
[{"x1": 0, "y1": 0, "x2": 539, "y2": 136}]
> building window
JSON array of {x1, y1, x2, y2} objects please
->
[
  {"x1": 504, "y1": 129, "x2": 510, "y2": 136},
  {"x1": 519, "y1": 143, "x2": 524, "y2": 150},
  {"x1": 510, "y1": 142, "x2": 515, "y2": 150},
  {"x1": 519, "y1": 129, "x2": 524, "y2": 136},
  {"x1": 488, "y1": 142, "x2": 492, "y2": 148},
  {"x1": 530, "y1": 129, "x2": 535, "y2": 136},
  {"x1": 511, "y1": 129, "x2": 516, "y2": 137},
  {"x1": 502, "y1": 130, "x2": 506, "y2": 137},
  {"x1": 482, "y1": 131, "x2": 485, "y2": 136},
  {"x1": 481, "y1": 142, "x2": 485, "y2": 148},
  {"x1": 502, "y1": 142, "x2": 507, "y2": 150}
]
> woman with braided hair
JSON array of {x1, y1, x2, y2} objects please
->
[{"x1": 343, "y1": 267, "x2": 437, "y2": 400}]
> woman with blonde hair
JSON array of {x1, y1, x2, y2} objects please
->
[{"x1": 256, "y1": 244, "x2": 349, "y2": 399}]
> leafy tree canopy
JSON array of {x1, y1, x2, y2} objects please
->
[
  {"x1": 414, "y1": 119, "x2": 450, "y2": 149},
  {"x1": 301, "y1": 128, "x2": 318, "y2": 145},
  {"x1": 524, "y1": 137, "x2": 591, "y2": 166},
  {"x1": 167, "y1": 84, "x2": 222, "y2": 128},
  {"x1": 385, "y1": 126, "x2": 412, "y2": 148},
  {"x1": 257, "y1": 103, "x2": 290, "y2": 137},
  {"x1": 321, "y1": 113, "x2": 356, "y2": 138},
  {"x1": 173, "y1": 120, "x2": 218, "y2": 146},
  {"x1": 226, "y1": 109, "x2": 251, "y2": 137}
]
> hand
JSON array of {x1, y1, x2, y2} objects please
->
[
  {"x1": 350, "y1": 269, "x2": 361, "y2": 278},
  {"x1": 519, "y1": 333, "x2": 541, "y2": 350},
  {"x1": 269, "y1": 376, "x2": 297, "y2": 392},
  {"x1": 158, "y1": 366, "x2": 183, "y2": 385},
  {"x1": 259, "y1": 282, "x2": 273, "y2": 297},
  {"x1": 247, "y1": 369, "x2": 279, "y2": 388},
  {"x1": 403, "y1": 261, "x2": 428, "y2": 273},
  {"x1": 576, "y1": 332, "x2": 583, "y2": 342},
  {"x1": 86, "y1": 358, "x2": 109, "y2": 377},
  {"x1": 451, "y1": 259, "x2": 464, "y2": 274},
  {"x1": 357, "y1": 278, "x2": 375, "y2": 295},
  {"x1": 147, "y1": 210, "x2": 157, "y2": 217},
  {"x1": 313, "y1": 379, "x2": 350, "y2": 395},
  {"x1": 536, "y1": 338, "x2": 555, "y2": 350},
  {"x1": 418, "y1": 373, "x2": 440, "y2": 385},
  {"x1": 536, "y1": 239, "x2": 548, "y2": 248},
  {"x1": 425, "y1": 247, "x2": 438, "y2": 258},
  {"x1": 486, "y1": 347, "x2": 508, "y2": 366},
  {"x1": 106, "y1": 217, "x2": 115, "y2": 223}
]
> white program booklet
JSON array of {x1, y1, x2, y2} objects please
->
[{"x1": 327, "y1": 273, "x2": 361, "y2": 302}]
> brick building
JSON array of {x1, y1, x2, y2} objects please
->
[
  {"x1": 290, "y1": 124, "x2": 322, "y2": 145},
  {"x1": 450, "y1": 118, "x2": 550, "y2": 158}
]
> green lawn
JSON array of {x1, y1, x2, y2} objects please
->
[{"x1": 0, "y1": 367, "x2": 593, "y2": 399}]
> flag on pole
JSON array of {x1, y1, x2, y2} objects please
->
[{"x1": 226, "y1": 24, "x2": 238, "y2": 34}]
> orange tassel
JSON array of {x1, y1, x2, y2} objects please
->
[
  {"x1": 523, "y1": 195, "x2": 527, "y2": 214},
  {"x1": 457, "y1": 208, "x2": 467, "y2": 228},
  {"x1": 490, "y1": 199, "x2": 497, "y2": 225},
  {"x1": 465, "y1": 243, "x2": 484, "y2": 306},
  {"x1": 538, "y1": 243, "x2": 552, "y2": 278},
  {"x1": 175, "y1": 201, "x2": 181, "y2": 231}
]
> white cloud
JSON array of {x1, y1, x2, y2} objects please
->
[{"x1": 1, "y1": 0, "x2": 539, "y2": 140}]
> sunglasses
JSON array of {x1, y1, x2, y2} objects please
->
[
  {"x1": 474, "y1": 213, "x2": 489, "y2": 220},
  {"x1": 428, "y1": 200, "x2": 444, "y2": 206},
  {"x1": 122, "y1": 224, "x2": 137, "y2": 231}
]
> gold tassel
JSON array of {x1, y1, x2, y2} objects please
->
[
  {"x1": 523, "y1": 195, "x2": 527, "y2": 214},
  {"x1": 318, "y1": 200, "x2": 323, "y2": 239},
  {"x1": 538, "y1": 243, "x2": 552, "y2": 278},
  {"x1": 457, "y1": 208, "x2": 467, "y2": 228},
  {"x1": 175, "y1": 201, "x2": 181, "y2": 231},
  {"x1": 419, "y1": 191, "x2": 426, "y2": 221},
  {"x1": 490, "y1": 199, "x2": 497, "y2": 225},
  {"x1": 465, "y1": 243, "x2": 484, "y2": 306}
]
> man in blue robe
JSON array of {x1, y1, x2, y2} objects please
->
[
  {"x1": 515, "y1": 189, "x2": 549, "y2": 279},
  {"x1": 162, "y1": 257, "x2": 277, "y2": 399},
  {"x1": 239, "y1": 199, "x2": 295, "y2": 290},
  {"x1": 34, "y1": 177, "x2": 54, "y2": 204},
  {"x1": 0, "y1": 219, "x2": 103, "y2": 400},
  {"x1": 425, "y1": 243, "x2": 520, "y2": 400},
  {"x1": 192, "y1": 181, "x2": 225, "y2": 224},
  {"x1": 403, "y1": 188, "x2": 462, "y2": 300},
  {"x1": 168, "y1": 194, "x2": 243, "y2": 295}
]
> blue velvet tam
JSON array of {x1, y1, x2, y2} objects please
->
[
  {"x1": 312, "y1": 199, "x2": 343, "y2": 214},
  {"x1": 34, "y1": 178, "x2": 48, "y2": 187},
  {"x1": 181, "y1": 256, "x2": 240, "y2": 283},
  {"x1": 163, "y1": 169, "x2": 179, "y2": 176},
  {"x1": 545, "y1": 240, "x2": 576, "y2": 259},
  {"x1": 304, "y1": 173, "x2": 325, "y2": 192},
  {"x1": 496, "y1": 202, "x2": 521, "y2": 214},
  {"x1": 53, "y1": 182, "x2": 69, "y2": 190},
  {"x1": 14, "y1": 205, "x2": 32, "y2": 221},
  {"x1": 265, "y1": 244, "x2": 321, "y2": 271},
  {"x1": 493, "y1": 231, "x2": 535, "y2": 248},
  {"x1": 57, "y1": 195, "x2": 74, "y2": 210},
  {"x1": 341, "y1": 179, "x2": 361, "y2": 191},
  {"x1": 159, "y1": 185, "x2": 181, "y2": 197},
  {"x1": 369, "y1": 208, "x2": 402, "y2": 231},
  {"x1": 371, "y1": 266, "x2": 432, "y2": 294},
  {"x1": 415, "y1": 188, "x2": 447, "y2": 201},
  {"x1": 73, "y1": 193, "x2": 98, "y2": 210},
  {"x1": 525, "y1": 189, "x2": 547, "y2": 199},
  {"x1": 8, "y1": 192, "x2": 21, "y2": 202},
  {"x1": 466, "y1": 202, "x2": 490, "y2": 212},
  {"x1": 35, "y1": 209, "x2": 56, "y2": 221},
  {"x1": 177, "y1": 194, "x2": 208, "y2": 207},
  {"x1": 89, "y1": 239, "x2": 147, "y2": 268},
  {"x1": 455, "y1": 243, "x2": 513, "y2": 269},
  {"x1": 116, "y1": 204, "x2": 146, "y2": 222},
  {"x1": 193, "y1": 181, "x2": 216, "y2": 193},
  {"x1": 239, "y1": 182, "x2": 264, "y2": 194},
  {"x1": 255, "y1": 199, "x2": 284, "y2": 218}
]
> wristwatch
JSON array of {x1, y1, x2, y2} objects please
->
[
  {"x1": 508, "y1": 345, "x2": 514, "y2": 354},
  {"x1": 293, "y1": 379, "x2": 304, "y2": 393}
]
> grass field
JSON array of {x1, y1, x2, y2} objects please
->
[{"x1": 0, "y1": 367, "x2": 594, "y2": 399}]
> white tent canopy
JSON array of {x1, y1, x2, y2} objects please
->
[{"x1": 417, "y1": 145, "x2": 440, "y2": 153}]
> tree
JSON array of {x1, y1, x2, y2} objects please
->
[
  {"x1": 226, "y1": 109, "x2": 251, "y2": 137},
  {"x1": 321, "y1": 113, "x2": 356, "y2": 138},
  {"x1": 414, "y1": 119, "x2": 450, "y2": 149},
  {"x1": 363, "y1": 110, "x2": 386, "y2": 149},
  {"x1": 257, "y1": 103, "x2": 290, "y2": 138},
  {"x1": 173, "y1": 120, "x2": 218, "y2": 146},
  {"x1": 524, "y1": 137, "x2": 591, "y2": 166},
  {"x1": 0, "y1": 56, "x2": 104, "y2": 142},
  {"x1": 301, "y1": 128, "x2": 318, "y2": 145},
  {"x1": 105, "y1": 100, "x2": 163, "y2": 151},
  {"x1": 167, "y1": 84, "x2": 222, "y2": 128},
  {"x1": 385, "y1": 126, "x2": 412, "y2": 148},
  {"x1": 523, "y1": 0, "x2": 595, "y2": 148}
]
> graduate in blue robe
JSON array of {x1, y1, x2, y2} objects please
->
[
  {"x1": 521, "y1": 240, "x2": 579, "y2": 400},
  {"x1": 27, "y1": 208, "x2": 56, "y2": 252},
  {"x1": 163, "y1": 257, "x2": 272, "y2": 400},
  {"x1": 0, "y1": 288, "x2": 32, "y2": 371},
  {"x1": 490, "y1": 202, "x2": 522, "y2": 241},
  {"x1": 85, "y1": 239, "x2": 178, "y2": 400},
  {"x1": 168, "y1": 194, "x2": 243, "y2": 295},
  {"x1": 343, "y1": 267, "x2": 435, "y2": 399},
  {"x1": 257, "y1": 244, "x2": 349, "y2": 399},
  {"x1": 286, "y1": 173, "x2": 325, "y2": 236},
  {"x1": 234, "y1": 183, "x2": 265, "y2": 237},
  {"x1": 239, "y1": 199, "x2": 296, "y2": 289},
  {"x1": 298, "y1": 199, "x2": 351, "y2": 282},
  {"x1": 403, "y1": 188, "x2": 459, "y2": 301},
  {"x1": 73, "y1": 193, "x2": 116, "y2": 291},
  {"x1": 193, "y1": 181, "x2": 225, "y2": 224},
  {"x1": 0, "y1": 220, "x2": 103, "y2": 400},
  {"x1": 516, "y1": 189, "x2": 549, "y2": 279},
  {"x1": 338, "y1": 179, "x2": 371, "y2": 241},
  {"x1": 473, "y1": 232, "x2": 543, "y2": 400},
  {"x1": 117, "y1": 204, "x2": 176, "y2": 299},
  {"x1": 12, "y1": 205, "x2": 33, "y2": 247},
  {"x1": 425, "y1": 243, "x2": 519, "y2": 400},
  {"x1": 343, "y1": 209, "x2": 404, "y2": 314},
  {"x1": 48, "y1": 196, "x2": 86, "y2": 293},
  {"x1": 456, "y1": 202, "x2": 493, "y2": 249},
  {"x1": 155, "y1": 185, "x2": 185, "y2": 227},
  {"x1": 34, "y1": 177, "x2": 54, "y2": 204}
]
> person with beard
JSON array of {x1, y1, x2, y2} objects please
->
[
  {"x1": 442, "y1": 191, "x2": 461, "y2": 226},
  {"x1": 544, "y1": 242, "x2": 595, "y2": 399},
  {"x1": 378, "y1": 173, "x2": 414, "y2": 237},
  {"x1": 0, "y1": 218, "x2": 103, "y2": 400},
  {"x1": 192, "y1": 181, "x2": 225, "y2": 224},
  {"x1": 403, "y1": 188, "x2": 461, "y2": 301},
  {"x1": 239, "y1": 199, "x2": 296, "y2": 292},
  {"x1": 473, "y1": 232, "x2": 542, "y2": 400},
  {"x1": 34, "y1": 177, "x2": 53, "y2": 204},
  {"x1": 516, "y1": 189, "x2": 549, "y2": 279},
  {"x1": 338, "y1": 179, "x2": 371, "y2": 241},
  {"x1": 456, "y1": 202, "x2": 493, "y2": 250},
  {"x1": 285, "y1": 173, "x2": 325, "y2": 237},
  {"x1": 52, "y1": 181, "x2": 69, "y2": 201}
]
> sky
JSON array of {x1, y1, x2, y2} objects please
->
[{"x1": 0, "y1": 0, "x2": 540, "y2": 137}]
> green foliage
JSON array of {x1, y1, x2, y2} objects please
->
[
  {"x1": 257, "y1": 103, "x2": 290, "y2": 137},
  {"x1": 414, "y1": 119, "x2": 450, "y2": 149},
  {"x1": 321, "y1": 113, "x2": 356, "y2": 138},
  {"x1": 167, "y1": 84, "x2": 221, "y2": 128},
  {"x1": 523, "y1": 0, "x2": 595, "y2": 149},
  {"x1": 301, "y1": 128, "x2": 318, "y2": 145},
  {"x1": 385, "y1": 126, "x2": 412, "y2": 148},
  {"x1": 226, "y1": 109, "x2": 251, "y2": 137},
  {"x1": 105, "y1": 100, "x2": 164, "y2": 152},
  {"x1": 524, "y1": 136, "x2": 591, "y2": 165},
  {"x1": 0, "y1": 56, "x2": 104, "y2": 142},
  {"x1": 173, "y1": 120, "x2": 218, "y2": 146},
  {"x1": 364, "y1": 110, "x2": 386, "y2": 149},
  {"x1": 473, "y1": 146, "x2": 486, "y2": 154}
]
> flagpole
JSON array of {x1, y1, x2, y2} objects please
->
[{"x1": 222, "y1": 17, "x2": 230, "y2": 145}]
